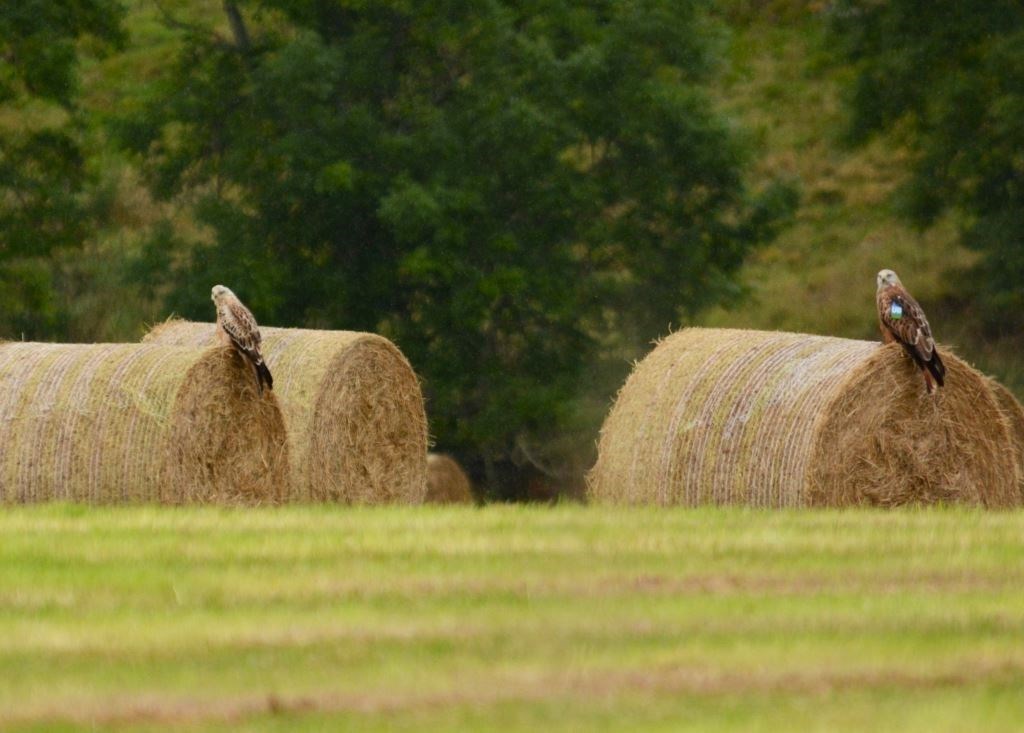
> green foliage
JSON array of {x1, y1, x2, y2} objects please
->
[
  {"x1": 0, "y1": 0, "x2": 124, "y2": 104},
  {"x1": 0, "y1": 129, "x2": 88, "y2": 257},
  {"x1": 0, "y1": 0, "x2": 125, "y2": 337},
  {"x1": 830, "y1": 0, "x2": 1024, "y2": 333},
  {"x1": 117, "y1": 1, "x2": 791, "y2": 496}
]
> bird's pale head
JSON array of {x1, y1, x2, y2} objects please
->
[
  {"x1": 876, "y1": 269, "x2": 901, "y2": 291},
  {"x1": 211, "y1": 284, "x2": 234, "y2": 303}
]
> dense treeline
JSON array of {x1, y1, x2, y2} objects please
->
[
  {"x1": 829, "y1": 0, "x2": 1024, "y2": 334},
  {"x1": 1, "y1": 1, "x2": 1019, "y2": 497},
  {"x1": 0, "y1": 0, "x2": 124, "y2": 335}
]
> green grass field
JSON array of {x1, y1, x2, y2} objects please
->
[{"x1": 2, "y1": 505, "x2": 1023, "y2": 731}]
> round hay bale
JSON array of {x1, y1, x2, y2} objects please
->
[
  {"x1": 144, "y1": 321, "x2": 428, "y2": 504},
  {"x1": 588, "y1": 328, "x2": 1020, "y2": 508},
  {"x1": 987, "y1": 378, "x2": 1024, "y2": 502},
  {"x1": 0, "y1": 342, "x2": 289, "y2": 504},
  {"x1": 425, "y1": 453, "x2": 474, "y2": 504}
]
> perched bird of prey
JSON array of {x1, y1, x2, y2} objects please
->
[
  {"x1": 876, "y1": 269, "x2": 945, "y2": 394},
  {"x1": 211, "y1": 285, "x2": 273, "y2": 394}
]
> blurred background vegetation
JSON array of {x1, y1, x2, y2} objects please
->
[{"x1": 1, "y1": 0, "x2": 1021, "y2": 499}]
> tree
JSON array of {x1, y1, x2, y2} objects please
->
[
  {"x1": 0, "y1": 1, "x2": 124, "y2": 336},
  {"x1": 829, "y1": 0, "x2": 1024, "y2": 333},
  {"x1": 118, "y1": 0, "x2": 792, "y2": 497}
]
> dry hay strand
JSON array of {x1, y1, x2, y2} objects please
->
[
  {"x1": 425, "y1": 453, "x2": 474, "y2": 504},
  {"x1": 588, "y1": 328, "x2": 1020, "y2": 508},
  {"x1": 145, "y1": 320, "x2": 428, "y2": 504},
  {"x1": 986, "y1": 378, "x2": 1024, "y2": 502},
  {"x1": 0, "y1": 342, "x2": 289, "y2": 504}
]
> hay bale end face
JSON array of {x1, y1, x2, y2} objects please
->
[
  {"x1": 588, "y1": 328, "x2": 1020, "y2": 508},
  {"x1": 0, "y1": 342, "x2": 289, "y2": 503},
  {"x1": 145, "y1": 321, "x2": 428, "y2": 504},
  {"x1": 425, "y1": 453, "x2": 474, "y2": 504},
  {"x1": 987, "y1": 379, "x2": 1024, "y2": 502}
]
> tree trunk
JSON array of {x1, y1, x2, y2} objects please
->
[{"x1": 223, "y1": 1, "x2": 250, "y2": 52}]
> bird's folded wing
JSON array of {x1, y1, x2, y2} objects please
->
[
  {"x1": 225, "y1": 302, "x2": 262, "y2": 353},
  {"x1": 883, "y1": 292, "x2": 935, "y2": 361}
]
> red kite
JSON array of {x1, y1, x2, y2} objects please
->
[
  {"x1": 211, "y1": 284, "x2": 274, "y2": 394},
  {"x1": 876, "y1": 269, "x2": 945, "y2": 394}
]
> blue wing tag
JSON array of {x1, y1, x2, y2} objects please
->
[{"x1": 890, "y1": 302, "x2": 903, "y2": 320}]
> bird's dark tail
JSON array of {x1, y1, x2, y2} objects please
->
[
  {"x1": 255, "y1": 360, "x2": 274, "y2": 393},
  {"x1": 927, "y1": 350, "x2": 945, "y2": 388}
]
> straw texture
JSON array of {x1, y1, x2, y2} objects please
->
[
  {"x1": 0, "y1": 342, "x2": 289, "y2": 503},
  {"x1": 988, "y1": 379, "x2": 1024, "y2": 501},
  {"x1": 145, "y1": 321, "x2": 428, "y2": 503},
  {"x1": 425, "y1": 453, "x2": 474, "y2": 504},
  {"x1": 588, "y1": 328, "x2": 1020, "y2": 508}
]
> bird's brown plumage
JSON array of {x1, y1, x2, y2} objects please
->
[
  {"x1": 211, "y1": 285, "x2": 273, "y2": 394},
  {"x1": 875, "y1": 269, "x2": 945, "y2": 394}
]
